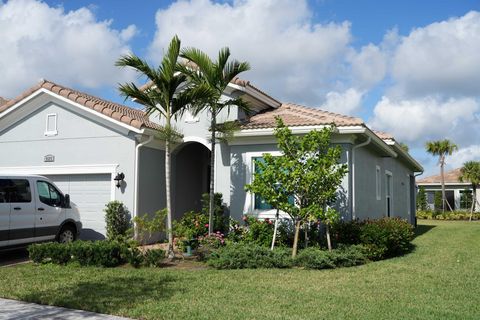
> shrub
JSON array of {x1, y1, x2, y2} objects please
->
[
  {"x1": 104, "y1": 201, "x2": 131, "y2": 240},
  {"x1": 331, "y1": 220, "x2": 363, "y2": 245},
  {"x1": 28, "y1": 242, "x2": 71, "y2": 265},
  {"x1": 144, "y1": 249, "x2": 165, "y2": 267},
  {"x1": 173, "y1": 210, "x2": 209, "y2": 248},
  {"x1": 133, "y1": 209, "x2": 167, "y2": 244},
  {"x1": 124, "y1": 247, "x2": 144, "y2": 268},
  {"x1": 201, "y1": 192, "x2": 228, "y2": 233},
  {"x1": 359, "y1": 218, "x2": 414, "y2": 260},
  {"x1": 295, "y1": 247, "x2": 335, "y2": 269},
  {"x1": 70, "y1": 240, "x2": 126, "y2": 267},
  {"x1": 207, "y1": 243, "x2": 292, "y2": 269},
  {"x1": 241, "y1": 215, "x2": 275, "y2": 247},
  {"x1": 295, "y1": 245, "x2": 367, "y2": 269},
  {"x1": 29, "y1": 240, "x2": 127, "y2": 267}
]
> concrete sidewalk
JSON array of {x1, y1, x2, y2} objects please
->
[{"x1": 0, "y1": 298, "x2": 132, "y2": 320}]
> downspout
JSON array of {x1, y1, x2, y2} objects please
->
[
  {"x1": 413, "y1": 171, "x2": 424, "y2": 226},
  {"x1": 134, "y1": 135, "x2": 154, "y2": 219},
  {"x1": 351, "y1": 137, "x2": 371, "y2": 220}
]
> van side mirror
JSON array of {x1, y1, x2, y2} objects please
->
[{"x1": 64, "y1": 194, "x2": 70, "y2": 208}]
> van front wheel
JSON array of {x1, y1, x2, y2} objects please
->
[{"x1": 58, "y1": 226, "x2": 76, "y2": 243}]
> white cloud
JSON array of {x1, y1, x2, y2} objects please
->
[
  {"x1": 349, "y1": 44, "x2": 387, "y2": 90},
  {"x1": 369, "y1": 96, "x2": 480, "y2": 144},
  {"x1": 149, "y1": 0, "x2": 355, "y2": 106},
  {"x1": 320, "y1": 88, "x2": 364, "y2": 114},
  {"x1": 390, "y1": 11, "x2": 480, "y2": 98},
  {"x1": 447, "y1": 145, "x2": 480, "y2": 170},
  {"x1": 0, "y1": 0, "x2": 136, "y2": 98}
]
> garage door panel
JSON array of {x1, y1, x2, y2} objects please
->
[{"x1": 45, "y1": 174, "x2": 111, "y2": 240}]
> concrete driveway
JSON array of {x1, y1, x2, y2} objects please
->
[
  {"x1": 0, "y1": 298, "x2": 132, "y2": 319},
  {"x1": 0, "y1": 248, "x2": 30, "y2": 267}
]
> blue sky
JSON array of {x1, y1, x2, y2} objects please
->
[{"x1": 1, "y1": 0, "x2": 479, "y2": 176}]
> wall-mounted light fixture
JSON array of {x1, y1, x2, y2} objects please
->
[{"x1": 114, "y1": 172, "x2": 125, "y2": 188}]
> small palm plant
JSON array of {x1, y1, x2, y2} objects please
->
[
  {"x1": 425, "y1": 139, "x2": 458, "y2": 213},
  {"x1": 459, "y1": 161, "x2": 480, "y2": 221},
  {"x1": 180, "y1": 46, "x2": 250, "y2": 234},
  {"x1": 116, "y1": 35, "x2": 209, "y2": 256}
]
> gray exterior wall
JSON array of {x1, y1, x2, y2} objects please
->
[
  {"x1": 137, "y1": 146, "x2": 165, "y2": 217},
  {"x1": 228, "y1": 143, "x2": 351, "y2": 222},
  {"x1": 354, "y1": 145, "x2": 414, "y2": 221},
  {"x1": 0, "y1": 97, "x2": 137, "y2": 212}
]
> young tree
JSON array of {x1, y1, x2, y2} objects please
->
[
  {"x1": 416, "y1": 186, "x2": 429, "y2": 211},
  {"x1": 459, "y1": 161, "x2": 480, "y2": 221},
  {"x1": 116, "y1": 36, "x2": 208, "y2": 256},
  {"x1": 425, "y1": 139, "x2": 458, "y2": 213},
  {"x1": 180, "y1": 47, "x2": 250, "y2": 235},
  {"x1": 245, "y1": 118, "x2": 348, "y2": 256}
]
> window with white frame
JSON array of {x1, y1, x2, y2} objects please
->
[
  {"x1": 385, "y1": 170, "x2": 393, "y2": 217},
  {"x1": 376, "y1": 165, "x2": 381, "y2": 200},
  {"x1": 44, "y1": 113, "x2": 58, "y2": 136}
]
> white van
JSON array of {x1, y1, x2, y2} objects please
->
[{"x1": 0, "y1": 175, "x2": 81, "y2": 249}]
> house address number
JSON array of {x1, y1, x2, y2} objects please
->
[{"x1": 44, "y1": 154, "x2": 55, "y2": 162}]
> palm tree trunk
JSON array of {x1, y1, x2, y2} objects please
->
[
  {"x1": 440, "y1": 155, "x2": 446, "y2": 213},
  {"x1": 292, "y1": 219, "x2": 301, "y2": 258},
  {"x1": 326, "y1": 224, "x2": 332, "y2": 251},
  {"x1": 470, "y1": 185, "x2": 476, "y2": 222},
  {"x1": 208, "y1": 112, "x2": 216, "y2": 235},
  {"x1": 165, "y1": 137, "x2": 174, "y2": 257}
]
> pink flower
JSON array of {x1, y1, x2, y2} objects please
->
[
  {"x1": 205, "y1": 224, "x2": 209, "y2": 227},
  {"x1": 242, "y1": 216, "x2": 247, "y2": 221}
]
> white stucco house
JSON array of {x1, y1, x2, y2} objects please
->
[
  {"x1": 417, "y1": 168, "x2": 479, "y2": 211},
  {"x1": 0, "y1": 79, "x2": 423, "y2": 239}
]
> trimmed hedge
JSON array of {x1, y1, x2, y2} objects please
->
[
  {"x1": 332, "y1": 217, "x2": 414, "y2": 260},
  {"x1": 417, "y1": 210, "x2": 480, "y2": 221},
  {"x1": 295, "y1": 245, "x2": 368, "y2": 269},
  {"x1": 207, "y1": 243, "x2": 292, "y2": 269},
  {"x1": 207, "y1": 243, "x2": 369, "y2": 270},
  {"x1": 28, "y1": 241, "x2": 165, "y2": 268}
]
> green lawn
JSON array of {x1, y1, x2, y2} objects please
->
[{"x1": 0, "y1": 220, "x2": 479, "y2": 319}]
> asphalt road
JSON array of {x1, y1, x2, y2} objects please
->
[{"x1": 0, "y1": 248, "x2": 29, "y2": 267}]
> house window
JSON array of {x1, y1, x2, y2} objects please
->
[
  {"x1": 376, "y1": 165, "x2": 381, "y2": 200},
  {"x1": 45, "y1": 113, "x2": 58, "y2": 136},
  {"x1": 385, "y1": 171, "x2": 393, "y2": 217},
  {"x1": 184, "y1": 110, "x2": 199, "y2": 123},
  {"x1": 459, "y1": 190, "x2": 473, "y2": 210},
  {"x1": 252, "y1": 156, "x2": 294, "y2": 210}
]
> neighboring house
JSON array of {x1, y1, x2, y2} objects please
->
[
  {"x1": 0, "y1": 79, "x2": 423, "y2": 239},
  {"x1": 417, "y1": 168, "x2": 479, "y2": 211}
]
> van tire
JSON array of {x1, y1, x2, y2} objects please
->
[{"x1": 57, "y1": 225, "x2": 76, "y2": 243}]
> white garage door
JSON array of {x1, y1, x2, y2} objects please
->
[{"x1": 45, "y1": 174, "x2": 112, "y2": 240}]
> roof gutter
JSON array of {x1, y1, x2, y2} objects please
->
[{"x1": 351, "y1": 137, "x2": 372, "y2": 220}]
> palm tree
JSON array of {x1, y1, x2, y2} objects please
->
[
  {"x1": 425, "y1": 139, "x2": 458, "y2": 213},
  {"x1": 459, "y1": 161, "x2": 480, "y2": 221},
  {"x1": 180, "y1": 47, "x2": 250, "y2": 234},
  {"x1": 116, "y1": 35, "x2": 208, "y2": 256}
]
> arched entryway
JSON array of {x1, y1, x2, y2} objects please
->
[{"x1": 171, "y1": 142, "x2": 211, "y2": 220}]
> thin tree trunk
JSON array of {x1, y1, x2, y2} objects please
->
[
  {"x1": 271, "y1": 209, "x2": 279, "y2": 250},
  {"x1": 292, "y1": 219, "x2": 301, "y2": 258},
  {"x1": 165, "y1": 137, "x2": 174, "y2": 258},
  {"x1": 470, "y1": 185, "x2": 476, "y2": 222},
  {"x1": 326, "y1": 224, "x2": 332, "y2": 251},
  {"x1": 208, "y1": 112, "x2": 216, "y2": 235},
  {"x1": 440, "y1": 155, "x2": 446, "y2": 213}
]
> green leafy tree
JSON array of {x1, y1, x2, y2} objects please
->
[
  {"x1": 434, "y1": 191, "x2": 443, "y2": 214},
  {"x1": 180, "y1": 47, "x2": 250, "y2": 235},
  {"x1": 459, "y1": 161, "x2": 480, "y2": 221},
  {"x1": 116, "y1": 36, "x2": 209, "y2": 256},
  {"x1": 245, "y1": 118, "x2": 348, "y2": 256},
  {"x1": 416, "y1": 186, "x2": 429, "y2": 211},
  {"x1": 425, "y1": 139, "x2": 458, "y2": 213}
]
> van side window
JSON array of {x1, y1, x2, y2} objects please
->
[
  {"x1": 0, "y1": 179, "x2": 9, "y2": 203},
  {"x1": 0, "y1": 179, "x2": 32, "y2": 203},
  {"x1": 37, "y1": 181, "x2": 62, "y2": 207}
]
